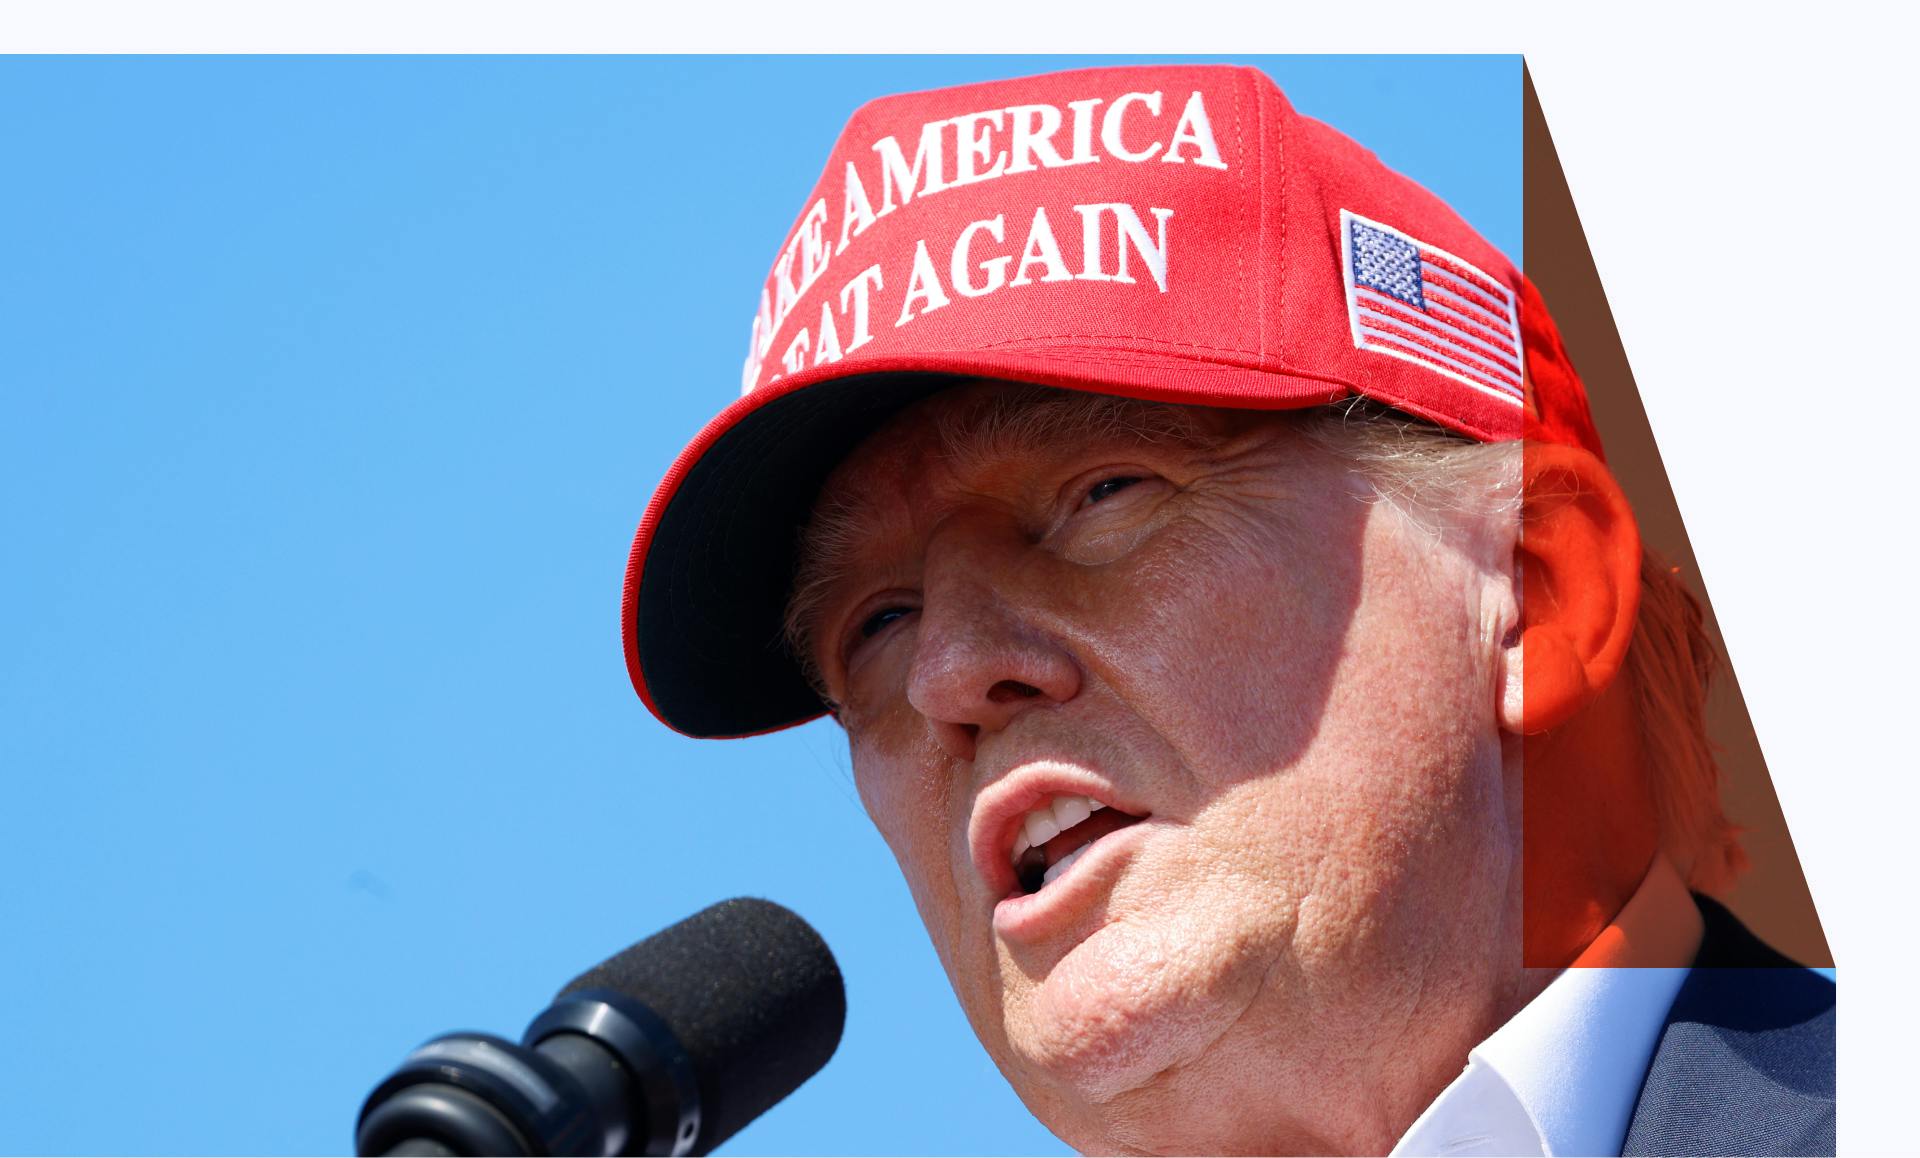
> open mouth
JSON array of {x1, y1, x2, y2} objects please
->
[{"x1": 1009, "y1": 795, "x2": 1147, "y2": 895}]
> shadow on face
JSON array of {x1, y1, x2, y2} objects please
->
[{"x1": 793, "y1": 381, "x2": 1518, "y2": 1153}]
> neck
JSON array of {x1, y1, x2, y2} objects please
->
[{"x1": 1520, "y1": 674, "x2": 1661, "y2": 967}]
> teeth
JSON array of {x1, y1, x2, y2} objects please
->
[
  {"x1": 1024, "y1": 810, "x2": 1061, "y2": 850},
  {"x1": 1009, "y1": 794, "x2": 1114, "y2": 868},
  {"x1": 1041, "y1": 843, "x2": 1089, "y2": 886}
]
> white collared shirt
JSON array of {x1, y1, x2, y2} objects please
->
[{"x1": 1389, "y1": 857, "x2": 1703, "y2": 1157}]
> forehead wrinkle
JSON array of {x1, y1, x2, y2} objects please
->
[{"x1": 933, "y1": 382, "x2": 1212, "y2": 484}]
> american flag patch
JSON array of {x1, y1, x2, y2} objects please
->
[{"x1": 1340, "y1": 210, "x2": 1525, "y2": 406}]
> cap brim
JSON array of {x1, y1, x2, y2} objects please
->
[{"x1": 623, "y1": 349, "x2": 1351, "y2": 739}]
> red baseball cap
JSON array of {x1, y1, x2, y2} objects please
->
[{"x1": 622, "y1": 64, "x2": 1600, "y2": 739}]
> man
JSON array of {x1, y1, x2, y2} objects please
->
[{"x1": 619, "y1": 65, "x2": 1833, "y2": 1155}]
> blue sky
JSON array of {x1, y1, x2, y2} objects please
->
[{"x1": 0, "y1": 56, "x2": 1518, "y2": 1154}]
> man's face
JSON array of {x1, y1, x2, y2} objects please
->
[{"x1": 796, "y1": 382, "x2": 1529, "y2": 1153}]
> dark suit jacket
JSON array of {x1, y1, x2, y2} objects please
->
[{"x1": 1621, "y1": 896, "x2": 1835, "y2": 1156}]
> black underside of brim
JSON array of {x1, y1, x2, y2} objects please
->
[{"x1": 638, "y1": 373, "x2": 966, "y2": 738}]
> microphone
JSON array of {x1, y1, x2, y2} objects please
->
[{"x1": 356, "y1": 898, "x2": 846, "y2": 1157}]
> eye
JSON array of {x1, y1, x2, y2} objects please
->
[
  {"x1": 1081, "y1": 475, "x2": 1145, "y2": 507},
  {"x1": 859, "y1": 606, "x2": 913, "y2": 638},
  {"x1": 833, "y1": 590, "x2": 920, "y2": 678}
]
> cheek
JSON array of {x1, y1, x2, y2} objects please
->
[
  {"x1": 1078, "y1": 506, "x2": 1369, "y2": 784},
  {"x1": 854, "y1": 736, "x2": 948, "y2": 885},
  {"x1": 851, "y1": 728, "x2": 975, "y2": 972},
  {"x1": 1240, "y1": 512, "x2": 1510, "y2": 953},
  {"x1": 839, "y1": 621, "x2": 919, "y2": 729}
]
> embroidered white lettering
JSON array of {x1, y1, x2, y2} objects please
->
[
  {"x1": 951, "y1": 215, "x2": 1010, "y2": 298},
  {"x1": 1100, "y1": 91, "x2": 1164, "y2": 163}
]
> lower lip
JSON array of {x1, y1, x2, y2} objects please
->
[{"x1": 991, "y1": 819, "x2": 1154, "y2": 941}]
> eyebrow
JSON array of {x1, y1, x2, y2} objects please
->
[{"x1": 781, "y1": 384, "x2": 1213, "y2": 696}]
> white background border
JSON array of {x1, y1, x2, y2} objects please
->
[{"x1": 10, "y1": 4, "x2": 1906, "y2": 1151}]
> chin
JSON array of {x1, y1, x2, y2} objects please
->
[
  {"x1": 1006, "y1": 919, "x2": 1261, "y2": 1106},
  {"x1": 1004, "y1": 984, "x2": 1280, "y2": 1158}
]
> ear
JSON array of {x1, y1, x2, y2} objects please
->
[{"x1": 1498, "y1": 443, "x2": 1642, "y2": 734}]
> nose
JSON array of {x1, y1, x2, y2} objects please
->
[{"x1": 905, "y1": 516, "x2": 1081, "y2": 762}]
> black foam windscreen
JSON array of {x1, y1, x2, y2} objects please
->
[{"x1": 559, "y1": 898, "x2": 845, "y2": 1154}]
